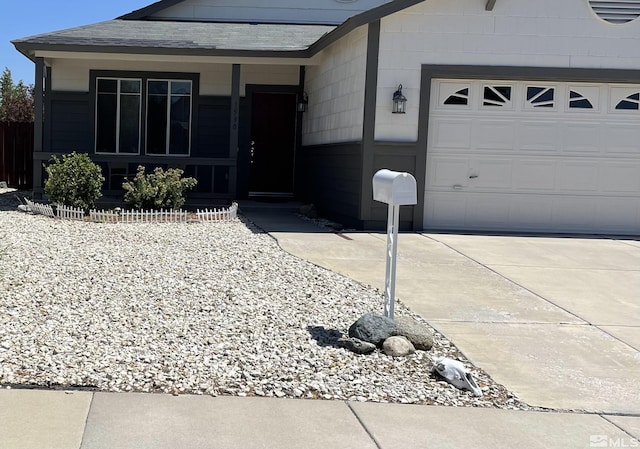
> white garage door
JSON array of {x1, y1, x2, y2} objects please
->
[{"x1": 424, "y1": 79, "x2": 640, "y2": 235}]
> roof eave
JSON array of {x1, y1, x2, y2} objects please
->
[{"x1": 12, "y1": 41, "x2": 314, "y2": 61}]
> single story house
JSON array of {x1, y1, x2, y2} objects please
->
[{"x1": 13, "y1": 0, "x2": 640, "y2": 234}]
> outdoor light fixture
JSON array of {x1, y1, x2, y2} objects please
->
[
  {"x1": 297, "y1": 92, "x2": 309, "y2": 112},
  {"x1": 392, "y1": 84, "x2": 407, "y2": 114}
]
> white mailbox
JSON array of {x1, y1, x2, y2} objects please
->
[
  {"x1": 371, "y1": 169, "x2": 417, "y2": 320},
  {"x1": 372, "y1": 169, "x2": 417, "y2": 206}
]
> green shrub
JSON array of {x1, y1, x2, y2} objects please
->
[
  {"x1": 122, "y1": 166, "x2": 197, "y2": 210},
  {"x1": 44, "y1": 152, "x2": 105, "y2": 210}
]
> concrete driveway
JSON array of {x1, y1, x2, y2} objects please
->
[{"x1": 259, "y1": 215, "x2": 640, "y2": 414}]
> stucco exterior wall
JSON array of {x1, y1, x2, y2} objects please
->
[
  {"x1": 376, "y1": 0, "x2": 640, "y2": 142},
  {"x1": 49, "y1": 58, "x2": 299, "y2": 96},
  {"x1": 302, "y1": 25, "x2": 368, "y2": 146}
]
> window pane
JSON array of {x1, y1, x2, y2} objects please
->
[
  {"x1": 616, "y1": 100, "x2": 639, "y2": 110},
  {"x1": 169, "y1": 96, "x2": 190, "y2": 154},
  {"x1": 527, "y1": 87, "x2": 554, "y2": 108},
  {"x1": 171, "y1": 81, "x2": 191, "y2": 95},
  {"x1": 147, "y1": 95, "x2": 168, "y2": 154},
  {"x1": 148, "y1": 81, "x2": 168, "y2": 95},
  {"x1": 121, "y1": 80, "x2": 141, "y2": 94},
  {"x1": 119, "y1": 95, "x2": 140, "y2": 153},
  {"x1": 96, "y1": 93, "x2": 117, "y2": 152},
  {"x1": 483, "y1": 86, "x2": 511, "y2": 106},
  {"x1": 444, "y1": 88, "x2": 469, "y2": 106},
  {"x1": 570, "y1": 99, "x2": 593, "y2": 109},
  {"x1": 98, "y1": 79, "x2": 117, "y2": 94}
]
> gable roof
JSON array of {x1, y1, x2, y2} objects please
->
[
  {"x1": 13, "y1": 0, "x2": 424, "y2": 61},
  {"x1": 118, "y1": 0, "x2": 183, "y2": 20}
]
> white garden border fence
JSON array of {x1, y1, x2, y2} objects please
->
[
  {"x1": 196, "y1": 202, "x2": 238, "y2": 222},
  {"x1": 24, "y1": 199, "x2": 55, "y2": 217},
  {"x1": 56, "y1": 205, "x2": 85, "y2": 221},
  {"x1": 23, "y1": 199, "x2": 238, "y2": 224}
]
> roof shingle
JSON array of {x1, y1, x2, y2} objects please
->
[{"x1": 13, "y1": 20, "x2": 336, "y2": 53}]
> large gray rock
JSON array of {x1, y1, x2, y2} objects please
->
[
  {"x1": 337, "y1": 337, "x2": 376, "y2": 355},
  {"x1": 383, "y1": 336, "x2": 415, "y2": 357},
  {"x1": 348, "y1": 313, "x2": 396, "y2": 346},
  {"x1": 395, "y1": 316, "x2": 434, "y2": 351}
]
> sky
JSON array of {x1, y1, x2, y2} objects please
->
[{"x1": 1, "y1": 1, "x2": 152, "y2": 85}]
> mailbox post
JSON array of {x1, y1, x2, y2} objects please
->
[{"x1": 372, "y1": 169, "x2": 417, "y2": 320}]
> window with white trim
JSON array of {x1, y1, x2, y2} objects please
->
[
  {"x1": 146, "y1": 80, "x2": 192, "y2": 155},
  {"x1": 95, "y1": 78, "x2": 142, "y2": 154}
]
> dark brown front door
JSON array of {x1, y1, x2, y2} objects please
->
[{"x1": 249, "y1": 92, "x2": 297, "y2": 196}]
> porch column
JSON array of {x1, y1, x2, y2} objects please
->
[
  {"x1": 228, "y1": 64, "x2": 240, "y2": 197},
  {"x1": 33, "y1": 57, "x2": 45, "y2": 195}
]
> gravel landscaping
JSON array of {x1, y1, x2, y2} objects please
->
[{"x1": 0, "y1": 190, "x2": 534, "y2": 409}]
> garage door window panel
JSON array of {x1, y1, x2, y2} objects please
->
[
  {"x1": 526, "y1": 86, "x2": 555, "y2": 109},
  {"x1": 438, "y1": 82, "x2": 472, "y2": 108},
  {"x1": 569, "y1": 91, "x2": 593, "y2": 109},
  {"x1": 616, "y1": 93, "x2": 639, "y2": 110},
  {"x1": 611, "y1": 87, "x2": 640, "y2": 112},
  {"x1": 482, "y1": 85, "x2": 512, "y2": 108}
]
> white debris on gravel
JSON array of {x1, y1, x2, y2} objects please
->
[{"x1": 0, "y1": 201, "x2": 533, "y2": 409}]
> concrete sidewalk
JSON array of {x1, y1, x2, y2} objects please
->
[
  {"x1": 1, "y1": 207, "x2": 639, "y2": 449},
  {"x1": 1, "y1": 389, "x2": 638, "y2": 449},
  {"x1": 248, "y1": 209, "x2": 640, "y2": 415}
]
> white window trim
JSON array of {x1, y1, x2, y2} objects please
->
[
  {"x1": 95, "y1": 77, "x2": 142, "y2": 155},
  {"x1": 145, "y1": 79, "x2": 193, "y2": 157}
]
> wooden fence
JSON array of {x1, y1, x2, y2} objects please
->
[{"x1": 0, "y1": 121, "x2": 33, "y2": 189}]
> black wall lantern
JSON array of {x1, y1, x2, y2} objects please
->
[
  {"x1": 392, "y1": 84, "x2": 407, "y2": 114},
  {"x1": 297, "y1": 92, "x2": 309, "y2": 112}
]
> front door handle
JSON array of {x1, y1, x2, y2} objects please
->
[{"x1": 469, "y1": 174, "x2": 478, "y2": 179}]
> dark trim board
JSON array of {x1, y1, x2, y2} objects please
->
[
  {"x1": 360, "y1": 19, "x2": 380, "y2": 221},
  {"x1": 421, "y1": 65, "x2": 640, "y2": 84}
]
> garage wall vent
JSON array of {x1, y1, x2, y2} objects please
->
[{"x1": 589, "y1": 1, "x2": 640, "y2": 24}]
